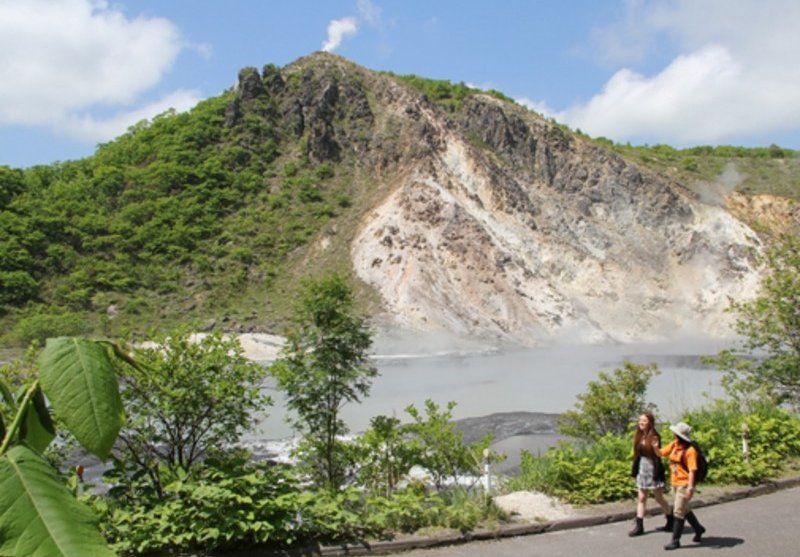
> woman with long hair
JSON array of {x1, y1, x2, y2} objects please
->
[{"x1": 629, "y1": 412, "x2": 672, "y2": 536}]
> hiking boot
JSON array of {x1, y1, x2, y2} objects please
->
[
  {"x1": 664, "y1": 517, "x2": 685, "y2": 550},
  {"x1": 659, "y1": 512, "x2": 674, "y2": 532},
  {"x1": 685, "y1": 511, "x2": 705, "y2": 542},
  {"x1": 628, "y1": 517, "x2": 644, "y2": 537}
]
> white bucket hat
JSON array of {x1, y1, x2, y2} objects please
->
[{"x1": 670, "y1": 422, "x2": 693, "y2": 442}]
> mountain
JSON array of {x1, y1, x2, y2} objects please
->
[{"x1": 1, "y1": 52, "x2": 798, "y2": 348}]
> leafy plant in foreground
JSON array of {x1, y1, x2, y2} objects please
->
[
  {"x1": 0, "y1": 337, "x2": 136, "y2": 557},
  {"x1": 92, "y1": 450, "x2": 306, "y2": 556}
]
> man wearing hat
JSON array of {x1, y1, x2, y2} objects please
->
[{"x1": 659, "y1": 422, "x2": 706, "y2": 550}]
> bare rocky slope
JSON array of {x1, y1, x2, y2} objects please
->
[{"x1": 232, "y1": 53, "x2": 766, "y2": 346}]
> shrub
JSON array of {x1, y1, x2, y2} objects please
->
[
  {"x1": 0, "y1": 270, "x2": 39, "y2": 306},
  {"x1": 94, "y1": 452, "x2": 307, "y2": 555},
  {"x1": 508, "y1": 434, "x2": 633, "y2": 504},
  {"x1": 95, "y1": 455, "x2": 505, "y2": 555},
  {"x1": 405, "y1": 400, "x2": 492, "y2": 491},
  {"x1": 558, "y1": 361, "x2": 660, "y2": 441},
  {"x1": 352, "y1": 415, "x2": 421, "y2": 496},
  {"x1": 682, "y1": 400, "x2": 800, "y2": 485},
  {"x1": 6, "y1": 309, "x2": 90, "y2": 346},
  {"x1": 117, "y1": 330, "x2": 268, "y2": 495}
]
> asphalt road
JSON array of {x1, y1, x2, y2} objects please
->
[{"x1": 398, "y1": 486, "x2": 800, "y2": 557}]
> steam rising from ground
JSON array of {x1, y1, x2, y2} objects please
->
[{"x1": 696, "y1": 162, "x2": 745, "y2": 207}]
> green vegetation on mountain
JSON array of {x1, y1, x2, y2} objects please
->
[
  {"x1": 584, "y1": 136, "x2": 800, "y2": 200},
  {"x1": 1, "y1": 62, "x2": 376, "y2": 346},
  {"x1": 381, "y1": 72, "x2": 515, "y2": 112}
]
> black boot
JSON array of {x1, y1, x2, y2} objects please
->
[
  {"x1": 629, "y1": 517, "x2": 644, "y2": 537},
  {"x1": 685, "y1": 511, "x2": 705, "y2": 542},
  {"x1": 664, "y1": 517, "x2": 684, "y2": 550},
  {"x1": 659, "y1": 512, "x2": 674, "y2": 532}
]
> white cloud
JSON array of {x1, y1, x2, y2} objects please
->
[
  {"x1": 0, "y1": 0, "x2": 191, "y2": 141},
  {"x1": 321, "y1": 17, "x2": 358, "y2": 52},
  {"x1": 356, "y1": 0, "x2": 381, "y2": 26},
  {"x1": 321, "y1": 1, "x2": 386, "y2": 54},
  {"x1": 61, "y1": 89, "x2": 202, "y2": 142},
  {"x1": 586, "y1": 0, "x2": 653, "y2": 66},
  {"x1": 559, "y1": 0, "x2": 800, "y2": 144},
  {"x1": 515, "y1": 97, "x2": 558, "y2": 119}
]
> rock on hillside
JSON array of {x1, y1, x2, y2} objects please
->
[{"x1": 230, "y1": 53, "x2": 763, "y2": 345}]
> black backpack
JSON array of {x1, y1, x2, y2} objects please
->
[{"x1": 682, "y1": 441, "x2": 709, "y2": 483}]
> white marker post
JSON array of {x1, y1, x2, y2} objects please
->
[
  {"x1": 483, "y1": 448, "x2": 492, "y2": 497},
  {"x1": 741, "y1": 422, "x2": 750, "y2": 463}
]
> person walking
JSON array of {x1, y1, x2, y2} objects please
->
[
  {"x1": 660, "y1": 422, "x2": 706, "y2": 550},
  {"x1": 629, "y1": 412, "x2": 672, "y2": 536}
]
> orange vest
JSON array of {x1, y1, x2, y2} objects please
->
[{"x1": 660, "y1": 440, "x2": 698, "y2": 486}]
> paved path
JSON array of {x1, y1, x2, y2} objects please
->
[{"x1": 398, "y1": 487, "x2": 800, "y2": 556}]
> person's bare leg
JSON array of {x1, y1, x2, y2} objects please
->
[
  {"x1": 637, "y1": 489, "x2": 648, "y2": 517},
  {"x1": 629, "y1": 490, "x2": 647, "y2": 536}
]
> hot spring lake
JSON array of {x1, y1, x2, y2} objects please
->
[{"x1": 246, "y1": 336, "x2": 731, "y2": 468}]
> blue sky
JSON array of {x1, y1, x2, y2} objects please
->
[{"x1": 2, "y1": 0, "x2": 799, "y2": 168}]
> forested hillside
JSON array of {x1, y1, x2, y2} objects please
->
[{"x1": 0, "y1": 62, "x2": 376, "y2": 346}]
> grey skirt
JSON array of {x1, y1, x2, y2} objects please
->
[{"x1": 636, "y1": 457, "x2": 665, "y2": 490}]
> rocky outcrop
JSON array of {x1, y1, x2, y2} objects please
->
[
  {"x1": 349, "y1": 93, "x2": 762, "y2": 344},
  {"x1": 727, "y1": 192, "x2": 800, "y2": 237}
]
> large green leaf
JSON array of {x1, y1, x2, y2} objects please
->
[
  {"x1": 38, "y1": 338, "x2": 124, "y2": 460},
  {"x1": 17, "y1": 388, "x2": 55, "y2": 454},
  {"x1": 0, "y1": 445, "x2": 115, "y2": 557}
]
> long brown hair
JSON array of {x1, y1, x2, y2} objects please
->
[{"x1": 633, "y1": 412, "x2": 661, "y2": 458}]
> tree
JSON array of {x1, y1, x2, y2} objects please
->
[
  {"x1": 404, "y1": 400, "x2": 493, "y2": 491},
  {"x1": 352, "y1": 415, "x2": 421, "y2": 497},
  {"x1": 116, "y1": 330, "x2": 268, "y2": 496},
  {"x1": 270, "y1": 274, "x2": 376, "y2": 490},
  {"x1": 0, "y1": 337, "x2": 136, "y2": 557},
  {"x1": 711, "y1": 237, "x2": 800, "y2": 409},
  {"x1": 558, "y1": 361, "x2": 660, "y2": 441}
]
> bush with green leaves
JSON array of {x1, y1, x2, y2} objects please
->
[
  {"x1": 405, "y1": 400, "x2": 493, "y2": 491},
  {"x1": 558, "y1": 361, "x2": 660, "y2": 441},
  {"x1": 117, "y1": 330, "x2": 268, "y2": 496},
  {"x1": 92, "y1": 450, "x2": 307, "y2": 555},
  {"x1": 0, "y1": 337, "x2": 136, "y2": 557},
  {"x1": 507, "y1": 434, "x2": 634, "y2": 505},
  {"x1": 4, "y1": 308, "x2": 91, "y2": 347},
  {"x1": 94, "y1": 454, "x2": 504, "y2": 555},
  {"x1": 682, "y1": 400, "x2": 800, "y2": 485},
  {"x1": 363, "y1": 485, "x2": 504, "y2": 535},
  {"x1": 351, "y1": 414, "x2": 422, "y2": 496}
]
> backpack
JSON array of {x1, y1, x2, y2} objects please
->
[{"x1": 681, "y1": 441, "x2": 709, "y2": 483}]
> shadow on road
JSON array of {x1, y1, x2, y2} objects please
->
[{"x1": 685, "y1": 536, "x2": 745, "y2": 549}]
